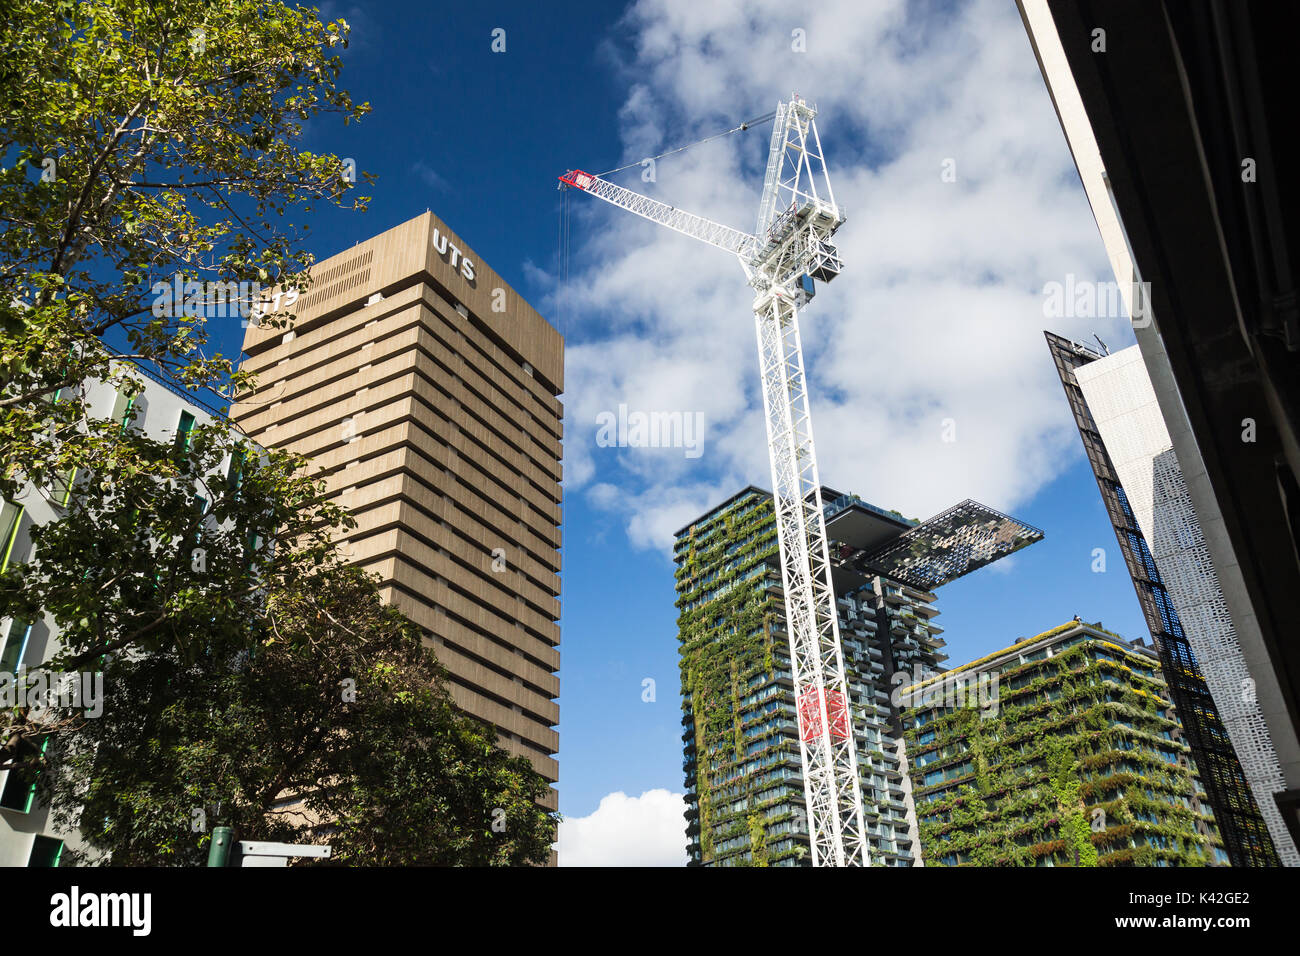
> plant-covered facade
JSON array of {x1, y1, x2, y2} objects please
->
[
  {"x1": 674, "y1": 486, "x2": 949, "y2": 866},
  {"x1": 902, "y1": 621, "x2": 1229, "y2": 866}
]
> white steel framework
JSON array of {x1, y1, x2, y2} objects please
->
[{"x1": 561, "y1": 95, "x2": 868, "y2": 866}]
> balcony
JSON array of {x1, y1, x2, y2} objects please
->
[{"x1": 900, "y1": 584, "x2": 938, "y2": 603}]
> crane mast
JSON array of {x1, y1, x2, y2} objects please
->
[{"x1": 561, "y1": 95, "x2": 868, "y2": 867}]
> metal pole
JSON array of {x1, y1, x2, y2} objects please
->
[{"x1": 207, "y1": 826, "x2": 233, "y2": 867}]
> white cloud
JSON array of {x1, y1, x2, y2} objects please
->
[
  {"x1": 412, "y1": 160, "x2": 448, "y2": 192},
  {"x1": 556, "y1": 789, "x2": 688, "y2": 866},
  {"x1": 547, "y1": 0, "x2": 1132, "y2": 552}
]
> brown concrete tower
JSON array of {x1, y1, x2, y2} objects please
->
[{"x1": 233, "y1": 212, "x2": 562, "y2": 810}]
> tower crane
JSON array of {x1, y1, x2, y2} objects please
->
[{"x1": 560, "y1": 95, "x2": 869, "y2": 867}]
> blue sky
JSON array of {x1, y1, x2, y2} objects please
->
[{"x1": 200, "y1": 0, "x2": 1151, "y2": 864}]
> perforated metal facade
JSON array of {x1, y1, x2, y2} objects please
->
[
  {"x1": 1047, "y1": 331, "x2": 1282, "y2": 866},
  {"x1": 1076, "y1": 345, "x2": 1298, "y2": 865}
]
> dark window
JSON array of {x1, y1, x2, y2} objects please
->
[
  {"x1": 0, "y1": 620, "x2": 32, "y2": 674},
  {"x1": 28, "y1": 835, "x2": 63, "y2": 867},
  {"x1": 175, "y1": 410, "x2": 197, "y2": 454},
  {"x1": 0, "y1": 736, "x2": 49, "y2": 813}
]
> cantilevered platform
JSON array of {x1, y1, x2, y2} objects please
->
[{"x1": 824, "y1": 494, "x2": 1043, "y2": 594}]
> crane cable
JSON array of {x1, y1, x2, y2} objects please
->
[{"x1": 594, "y1": 110, "x2": 777, "y2": 178}]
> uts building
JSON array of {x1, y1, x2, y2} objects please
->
[{"x1": 233, "y1": 212, "x2": 564, "y2": 811}]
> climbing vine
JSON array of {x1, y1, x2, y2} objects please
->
[
  {"x1": 677, "y1": 494, "x2": 790, "y2": 865},
  {"x1": 905, "y1": 634, "x2": 1220, "y2": 866}
]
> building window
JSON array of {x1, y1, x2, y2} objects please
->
[
  {"x1": 28, "y1": 835, "x2": 63, "y2": 867},
  {"x1": 0, "y1": 619, "x2": 32, "y2": 675},
  {"x1": 111, "y1": 388, "x2": 137, "y2": 432},
  {"x1": 175, "y1": 410, "x2": 196, "y2": 454},
  {"x1": 0, "y1": 739, "x2": 47, "y2": 814},
  {"x1": 0, "y1": 500, "x2": 24, "y2": 572},
  {"x1": 47, "y1": 464, "x2": 79, "y2": 508},
  {"x1": 0, "y1": 772, "x2": 34, "y2": 812},
  {"x1": 228, "y1": 448, "x2": 246, "y2": 491}
]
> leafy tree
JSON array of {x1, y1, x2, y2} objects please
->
[
  {"x1": 0, "y1": 404, "x2": 345, "y2": 775},
  {"x1": 1, "y1": 413, "x2": 345, "y2": 680},
  {"x1": 0, "y1": 0, "x2": 370, "y2": 780},
  {"x1": 0, "y1": 0, "x2": 371, "y2": 501},
  {"x1": 41, "y1": 561, "x2": 557, "y2": 866},
  {"x1": 0, "y1": 0, "x2": 558, "y2": 867},
  {"x1": 2, "y1": 413, "x2": 555, "y2": 864}
]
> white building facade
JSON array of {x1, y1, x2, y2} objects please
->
[
  {"x1": 1076, "y1": 347, "x2": 1299, "y2": 865},
  {"x1": 0, "y1": 367, "x2": 234, "y2": 867}
]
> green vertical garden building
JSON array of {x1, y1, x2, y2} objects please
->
[
  {"x1": 901, "y1": 620, "x2": 1229, "y2": 866},
  {"x1": 673, "y1": 486, "x2": 1043, "y2": 866}
]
